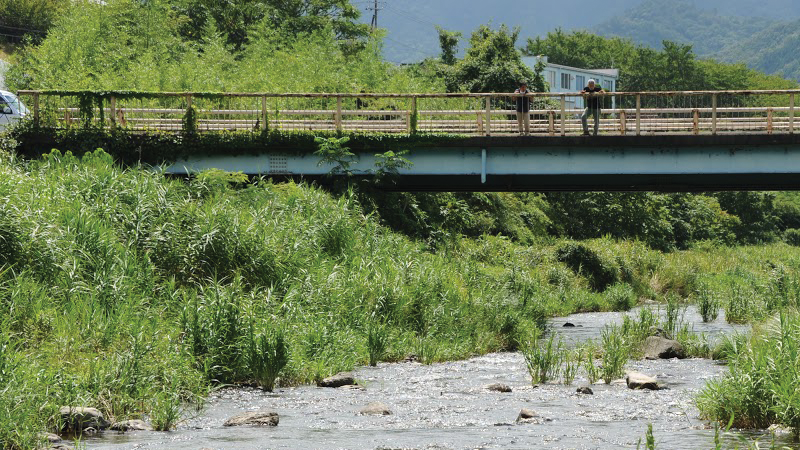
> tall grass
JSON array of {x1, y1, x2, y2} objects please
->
[
  {"x1": 698, "y1": 312, "x2": 800, "y2": 440},
  {"x1": 522, "y1": 333, "x2": 563, "y2": 384},
  {"x1": 3, "y1": 148, "x2": 800, "y2": 448}
]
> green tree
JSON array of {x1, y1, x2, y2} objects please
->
[
  {"x1": 170, "y1": 0, "x2": 370, "y2": 51},
  {"x1": 447, "y1": 24, "x2": 535, "y2": 93},
  {"x1": 436, "y1": 26, "x2": 461, "y2": 66},
  {"x1": 0, "y1": 0, "x2": 69, "y2": 42}
]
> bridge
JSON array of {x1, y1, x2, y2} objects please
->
[{"x1": 15, "y1": 89, "x2": 800, "y2": 191}]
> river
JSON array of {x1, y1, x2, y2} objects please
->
[{"x1": 84, "y1": 307, "x2": 797, "y2": 450}]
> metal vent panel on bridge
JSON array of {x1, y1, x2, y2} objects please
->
[{"x1": 268, "y1": 155, "x2": 289, "y2": 174}]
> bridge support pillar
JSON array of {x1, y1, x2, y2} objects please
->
[{"x1": 481, "y1": 148, "x2": 487, "y2": 184}]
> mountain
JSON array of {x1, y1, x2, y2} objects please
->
[
  {"x1": 713, "y1": 19, "x2": 800, "y2": 82},
  {"x1": 371, "y1": 0, "x2": 800, "y2": 63},
  {"x1": 594, "y1": 1, "x2": 778, "y2": 56},
  {"x1": 595, "y1": 0, "x2": 800, "y2": 81}
]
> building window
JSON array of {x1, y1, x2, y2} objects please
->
[
  {"x1": 561, "y1": 73, "x2": 571, "y2": 90},
  {"x1": 605, "y1": 80, "x2": 614, "y2": 91},
  {"x1": 576, "y1": 75, "x2": 585, "y2": 90},
  {"x1": 546, "y1": 71, "x2": 556, "y2": 89}
]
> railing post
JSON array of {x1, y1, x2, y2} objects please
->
[
  {"x1": 693, "y1": 109, "x2": 700, "y2": 135},
  {"x1": 712, "y1": 93, "x2": 718, "y2": 135},
  {"x1": 485, "y1": 96, "x2": 492, "y2": 136},
  {"x1": 32, "y1": 92, "x2": 40, "y2": 127},
  {"x1": 790, "y1": 93, "x2": 795, "y2": 134},
  {"x1": 109, "y1": 96, "x2": 117, "y2": 129},
  {"x1": 335, "y1": 96, "x2": 343, "y2": 132},
  {"x1": 411, "y1": 96, "x2": 418, "y2": 134},
  {"x1": 635, "y1": 94, "x2": 641, "y2": 136},
  {"x1": 619, "y1": 110, "x2": 626, "y2": 136},
  {"x1": 767, "y1": 108, "x2": 774, "y2": 134},
  {"x1": 560, "y1": 94, "x2": 566, "y2": 136},
  {"x1": 261, "y1": 95, "x2": 268, "y2": 131},
  {"x1": 548, "y1": 110, "x2": 555, "y2": 136}
]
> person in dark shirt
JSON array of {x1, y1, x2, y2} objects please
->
[
  {"x1": 515, "y1": 81, "x2": 531, "y2": 135},
  {"x1": 581, "y1": 79, "x2": 604, "y2": 136}
]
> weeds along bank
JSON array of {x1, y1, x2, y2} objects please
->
[{"x1": 4, "y1": 149, "x2": 800, "y2": 448}]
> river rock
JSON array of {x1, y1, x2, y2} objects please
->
[
  {"x1": 563, "y1": 322, "x2": 576, "y2": 327},
  {"x1": 643, "y1": 336, "x2": 686, "y2": 360},
  {"x1": 516, "y1": 408, "x2": 540, "y2": 424},
  {"x1": 626, "y1": 372, "x2": 660, "y2": 390},
  {"x1": 109, "y1": 420, "x2": 153, "y2": 432},
  {"x1": 359, "y1": 402, "x2": 392, "y2": 416},
  {"x1": 576, "y1": 386, "x2": 594, "y2": 395},
  {"x1": 223, "y1": 411, "x2": 279, "y2": 427},
  {"x1": 486, "y1": 383, "x2": 512, "y2": 393},
  {"x1": 40, "y1": 433, "x2": 62, "y2": 444},
  {"x1": 58, "y1": 407, "x2": 110, "y2": 432},
  {"x1": 317, "y1": 372, "x2": 356, "y2": 388}
]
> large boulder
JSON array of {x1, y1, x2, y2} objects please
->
[
  {"x1": 109, "y1": 420, "x2": 153, "y2": 432},
  {"x1": 317, "y1": 372, "x2": 356, "y2": 388},
  {"x1": 58, "y1": 407, "x2": 110, "y2": 432},
  {"x1": 643, "y1": 336, "x2": 685, "y2": 360},
  {"x1": 223, "y1": 411, "x2": 279, "y2": 427},
  {"x1": 626, "y1": 372, "x2": 660, "y2": 390},
  {"x1": 359, "y1": 402, "x2": 392, "y2": 416}
]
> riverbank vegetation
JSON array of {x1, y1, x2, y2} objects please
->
[
  {"x1": 3, "y1": 141, "x2": 800, "y2": 447},
  {"x1": 4, "y1": 0, "x2": 800, "y2": 448}
]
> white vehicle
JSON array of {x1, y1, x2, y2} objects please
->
[{"x1": 0, "y1": 90, "x2": 29, "y2": 131}]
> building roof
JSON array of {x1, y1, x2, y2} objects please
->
[{"x1": 522, "y1": 56, "x2": 620, "y2": 79}]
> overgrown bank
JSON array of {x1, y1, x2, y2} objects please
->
[{"x1": 3, "y1": 144, "x2": 800, "y2": 448}]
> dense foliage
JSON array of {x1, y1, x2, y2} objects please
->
[
  {"x1": 0, "y1": 0, "x2": 69, "y2": 43},
  {"x1": 523, "y1": 30, "x2": 799, "y2": 92},
  {"x1": 6, "y1": 0, "x2": 436, "y2": 93}
]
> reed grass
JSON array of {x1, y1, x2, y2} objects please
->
[{"x1": 3, "y1": 148, "x2": 800, "y2": 448}]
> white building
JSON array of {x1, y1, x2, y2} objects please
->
[{"x1": 523, "y1": 56, "x2": 620, "y2": 110}]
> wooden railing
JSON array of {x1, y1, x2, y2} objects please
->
[{"x1": 17, "y1": 90, "x2": 799, "y2": 136}]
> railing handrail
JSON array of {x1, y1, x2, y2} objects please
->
[{"x1": 16, "y1": 89, "x2": 800, "y2": 99}]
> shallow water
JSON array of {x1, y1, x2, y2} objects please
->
[
  {"x1": 85, "y1": 308, "x2": 795, "y2": 450},
  {"x1": 547, "y1": 305, "x2": 751, "y2": 347}
]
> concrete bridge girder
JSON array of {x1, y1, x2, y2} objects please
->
[{"x1": 166, "y1": 135, "x2": 800, "y2": 191}]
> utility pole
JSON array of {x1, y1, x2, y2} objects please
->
[{"x1": 370, "y1": 0, "x2": 380, "y2": 30}]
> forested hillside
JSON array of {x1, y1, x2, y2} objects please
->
[
  {"x1": 594, "y1": 0, "x2": 777, "y2": 56},
  {"x1": 712, "y1": 19, "x2": 800, "y2": 82},
  {"x1": 596, "y1": 0, "x2": 800, "y2": 81}
]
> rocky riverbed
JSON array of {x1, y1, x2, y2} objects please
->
[{"x1": 81, "y1": 307, "x2": 796, "y2": 449}]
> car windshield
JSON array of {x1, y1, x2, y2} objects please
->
[{"x1": 2, "y1": 94, "x2": 28, "y2": 115}]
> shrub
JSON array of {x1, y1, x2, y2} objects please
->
[
  {"x1": 556, "y1": 242, "x2": 618, "y2": 292},
  {"x1": 605, "y1": 283, "x2": 637, "y2": 311},
  {"x1": 784, "y1": 228, "x2": 800, "y2": 246}
]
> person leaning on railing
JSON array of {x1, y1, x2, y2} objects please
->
[
  {"x1": 515, "y1": 81, "x2": 531, "y2": 136},
  {"x1": 581, "y1": 79, "x2": 604, "y2": 136}
]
